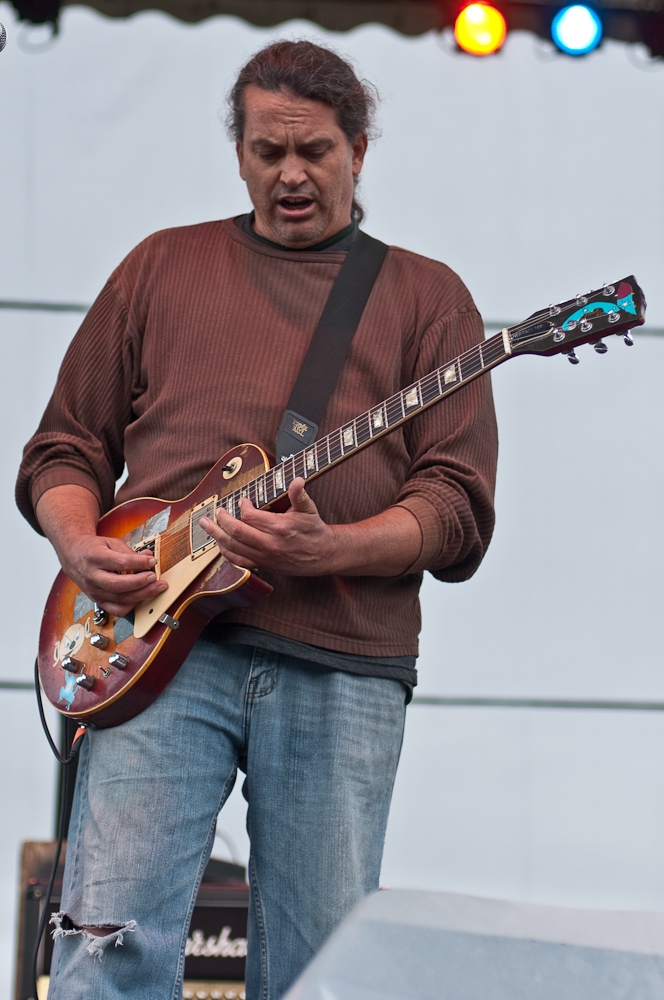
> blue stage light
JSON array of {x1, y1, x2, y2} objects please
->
[{"x1": 551, "y1": 5, "x2": 602, "y2": 54}]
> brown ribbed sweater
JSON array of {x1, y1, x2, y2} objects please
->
[{"x1": 16, "y1": 218, "x2": 498, "y2": 658}]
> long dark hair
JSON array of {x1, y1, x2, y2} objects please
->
[{"x1": 227, "y1": 40, "x2": 378, "y2": 223}]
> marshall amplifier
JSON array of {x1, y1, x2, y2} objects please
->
[{"x1": 14, "y1": 843, "x2": 248, "y2": 1000}]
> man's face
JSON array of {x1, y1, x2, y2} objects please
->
[{"x1": 236, "y1": 85, "x2": 367, "y2": 248}]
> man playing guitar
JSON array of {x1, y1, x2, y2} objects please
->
[{"x1": 17, "y1": 40, "x2": 498, "y2": 1000}]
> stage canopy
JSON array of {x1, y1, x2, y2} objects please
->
[{"x1": 8, "y1": 0, "x2": 664, "y2": 55}]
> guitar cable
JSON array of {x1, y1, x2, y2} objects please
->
[{"x1": 31, "y1": 658, "x2": 87, "y2": 1000}]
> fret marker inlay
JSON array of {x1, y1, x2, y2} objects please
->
[
  {"x1": 404, "y1": 388, "x2": 418, "y2": 408},
  {"x1": 306, "y1": 450, "x2": 315, "y2": 471},
  {"x1": 443, "y1": 365, "x2": 457, "y2": 384},
  {"x1": 372, "y1": 410, "x2": 384, "y2": 429},
  {"x1": 275, "y1": 469, "x2": 284, "y2": 490},
  {"x1": 343, "y1": 427, "x2": 354, "y2": 447}
]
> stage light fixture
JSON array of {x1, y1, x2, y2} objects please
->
[
  {"x1": 454, "y1": 3, "x2": 507, "y2": 55},
  {"x1": 551, "y1": 5, "x2": 603, "y2": 54}
]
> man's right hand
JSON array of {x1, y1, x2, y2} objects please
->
[
  {"x1": 35, "y1": 484, "x2": 168, "y2": 617},
  {"x1": 57, "y1": 533, "x2": 168, "y2": 617}
]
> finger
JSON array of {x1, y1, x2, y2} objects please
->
[
  {"x1": 90, "y1": 570, "x2": 168, "y2": 596},
  {"x1": 288, "y1": 477, "x2": 319, "y2": 515},
  {"x1": 199, "y1": 517, "x2": 259, "y2": 566},
  {"x1": 93, "y1": 543, "x2": 157, "y2": 574},
  {"x1": 88, "y1": 578, "x2": 168, "y2": 614}
]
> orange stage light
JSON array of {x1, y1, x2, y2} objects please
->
[{"x1": 454, "y1": 3, "x2": 507, "y2": 55}]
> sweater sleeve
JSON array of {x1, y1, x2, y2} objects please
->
[
  {"x1": 392, "y1": 307, "x2": 498, "y2": 582},
  {"x1": 15, "y1": 280, "x2": 137, "y2": 535}
]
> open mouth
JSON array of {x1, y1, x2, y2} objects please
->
[{"x1": 277, "y1": 196, "x2": 316, "y2": 217}]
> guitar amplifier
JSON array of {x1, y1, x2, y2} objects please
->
[{"x1": 14, "y1": 843, "x2": 248, "y2": 1000}]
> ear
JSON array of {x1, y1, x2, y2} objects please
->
[
  {"x1": 351, "y1": 133, "x2": 368, "y2": 178},
  {"x1": 236, "y1": 140, "x2": 246, "y2": 180}
]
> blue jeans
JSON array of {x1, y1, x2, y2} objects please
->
[{"x1": 48, "y1": 639, "x2": 407, "y2": 1000}]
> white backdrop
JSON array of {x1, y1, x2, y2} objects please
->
[{"x1": 1, "y1": 6, "x2": 664, "y2": 996}]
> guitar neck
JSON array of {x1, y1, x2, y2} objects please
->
[{"x1": 211, "y1": 326, "x2": 512, "y2": 524}]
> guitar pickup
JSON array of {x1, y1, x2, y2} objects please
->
[
  {"x1": 190, "y1": 495, "x2": 219, "y2": 559},
  {"x1": 134, "y1": 533, "x2": 161, "y2": 578}
]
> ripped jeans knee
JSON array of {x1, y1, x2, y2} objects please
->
[{"x1": 51, "y1": 912, "x2": 137, "y2": 960}]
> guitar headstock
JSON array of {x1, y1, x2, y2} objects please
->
[{"x1": 507, "y1": 276, "x2": 646, "y2": 361}]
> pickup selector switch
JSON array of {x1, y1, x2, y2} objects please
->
[
  {"x1": 90, "y1": 633, "x2": 109, "y2": 649},
  {"x1": 109, "y1": 653, "x2": 128, "y2": 669}
]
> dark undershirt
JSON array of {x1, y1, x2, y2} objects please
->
[{"x1": 203, "y1": 214, "x2": 417, "y2": 698}]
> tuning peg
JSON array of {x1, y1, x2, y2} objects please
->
[
  {"x1": 566, "y1": 349, "x2": 579, "y2": 365},
  {"x1": 602, "y1": 283, "x2": 615, "y2": 296},
  {"x1": 593, "y1": 340, "x2": 608, "y2": 354},
  {"x1": 623, "y1": 331, "x2": 634, "y2": 346}
]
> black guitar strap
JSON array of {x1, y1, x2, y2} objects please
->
[{"x1": 274, "y1": 229, "x2": 389, "y2": 462}]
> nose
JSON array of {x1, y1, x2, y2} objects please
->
[{"x1": 280, "y1": 154, "x2": 308, "y2": 189}]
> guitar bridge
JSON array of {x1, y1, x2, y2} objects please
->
[{"x1": 134, "y1": 533, "x2": 161, "y2": 578}]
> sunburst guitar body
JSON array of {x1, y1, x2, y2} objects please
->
[
  {"x1": 38, "y1": 444, "x2": 273, "y2": 729},
  {"x1": 38, "y1": 277, "x2": 647, "y2": 729}
]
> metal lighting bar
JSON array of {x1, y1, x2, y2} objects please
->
[
  {"x1": 2, "y1": 301, "x2": 663, "y2": 335},
  {"x1": 3, "y1": 678, "x2": 664, "y2": 711},
  {"x1": 0, "y1": 300, "x2": 88, "y2": 313},
  {"x1": 411, "y1": 694, "x2": 664, "y2": 711}
]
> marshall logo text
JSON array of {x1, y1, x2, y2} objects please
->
[{"x1": 186, "y1": 927, "x2": 248, "y2": 959}]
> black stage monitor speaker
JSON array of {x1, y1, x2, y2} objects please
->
[
  {"x1": 285, "y1": 888, "x2": 664, "y2": 1000},
  {"x1": 14, "y1": 842, "x2": 248, "y2": 1000}
]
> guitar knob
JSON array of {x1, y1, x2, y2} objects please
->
[
  {"x1": 566, "y1": 349, "x2": 580, "y2": 365},
  {"x1": 61, "y1": 656, "x2": 81, "y2": 671},
  {"x1": 108, "y1": 653, "x2": 129, "y2": 669},
  {"x1": 75, "y1": 673, "x2": 95, "y2": 691},
  {"x1": 624, "y1": 331, "x2": 634, "y2": 346},
  {"x1": 90, "y1": 633, "x2": 109, "y2": 649},
  {"x1": 93, "y1": 605, "x2": 108, "y2": 627},
  {"x1": 593, "y1": 340, "x2": 608, "y2": 354}
]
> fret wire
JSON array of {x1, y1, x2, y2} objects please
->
[
  {"x1": 205, "y1": 337, "x2": 516, "y2": 518},
  {"x1": 329, "y1": 429, "x2": 342, "y2": 462},
  {"x1": 484, "y1": 335, "x2": 507, "y2": 364},
  {"x1": 385, "y1": 395, "x2": 403, "y2": 425},
  {"x1": 357, "y1": 411, "x2": 371, "y2": 444}
]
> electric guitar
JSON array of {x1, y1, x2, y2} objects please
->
[{"x1": 38, "y1": 277, "x2": 646, "y2": 728}]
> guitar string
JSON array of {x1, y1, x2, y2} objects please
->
[
  {"x1": 148, "y1": 331, "x2": 502, "y2": 550},
  {"x1": 151, "y1": 293, "x2": 629, "y2": 553},
  {"x1": 201, "y1": 329, "x2": 508, "y2": 530},
  {"x1": 202, "y1": 297, "x2": 626, "y2": 530},
  {"x1": 191, "y1": 316, "x2": 563, "y2": 536}
]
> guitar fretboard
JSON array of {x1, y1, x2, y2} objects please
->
[{"x1": 190, "y1": 327, "x2": 512, "y2": 549}]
